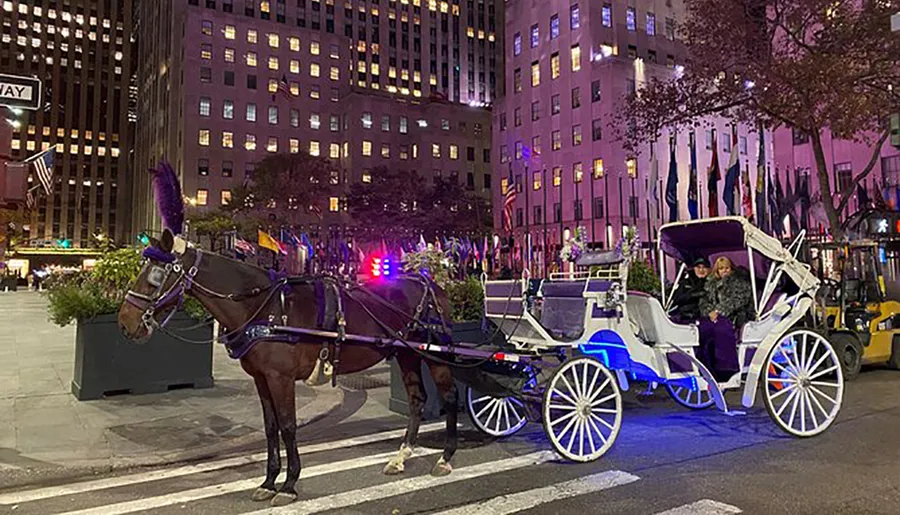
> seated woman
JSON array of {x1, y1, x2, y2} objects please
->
[{"x1": 697, "y1": 257, "x2": 755, "y2": 382}]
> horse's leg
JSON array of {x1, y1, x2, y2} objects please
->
[
  {"x1": 267, "y1": 373, "x2": 302, "y2": 507},
  {"x1": 383, "y1": 351, "x2": 426, "y2": 475},
  {"x1": 426, "y1": 362, "x2": 458, "y2": 476},
  {"x1": 250, "y1": 375, "x2": 280, "y2": 501}
]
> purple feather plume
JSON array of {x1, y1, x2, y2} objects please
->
[{"x1": 150, "y1": 161, "x2": 184, "y2": 235}]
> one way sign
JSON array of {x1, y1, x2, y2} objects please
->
[{"x1": 0, "y1": 73, "x2": 41, "y2": 111}]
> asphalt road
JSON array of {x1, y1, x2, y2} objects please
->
[{"x1": 2, "y1": 368, "x2": 900, "y2": 515}]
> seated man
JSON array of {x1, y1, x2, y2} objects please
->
[
  {"x1": 670, "y1": 257, "x2": 711, "y2": 323},
  {"x1": 698, "y1": 257, "x2": 755, "y2": 382}
]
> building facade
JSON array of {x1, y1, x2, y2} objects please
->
[
  {"x1": 1, "y1": 0, "x2": 134, "y2": 247},
  {"x1": 493, "y1": 0, "x2": 783, "y2": 270},
  {"x1": 135, "y1": 0, "x2": 502, "y2": 238}
]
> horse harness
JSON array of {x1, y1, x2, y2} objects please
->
[{"x1": 126, "y1": 241, "x2": 451, "y2": 387}]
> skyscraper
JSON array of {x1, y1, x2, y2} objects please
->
[
  {"x1": 134, "y1": 0, "x2": 503, "y2": 237},
  {"x1": 1, "y1": 0, "x2": 134, "y2": 247}
]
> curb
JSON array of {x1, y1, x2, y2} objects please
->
[{"x1": 0, "y1": 386, "x2": 345, "y2": 491}]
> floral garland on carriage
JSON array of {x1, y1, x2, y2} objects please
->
[{"x1": 559, "y1": 226, "x2": 586, "y2": 263}]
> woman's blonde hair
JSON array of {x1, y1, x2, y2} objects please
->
[{"x1": 712, "y1": 256, "x2": 734, "y2": 278}]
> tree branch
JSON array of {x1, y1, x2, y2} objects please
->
[{"x1": 835, "y1": 128, "x2": 890, "y2": 213}]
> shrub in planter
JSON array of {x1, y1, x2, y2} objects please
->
[
  {"x1": 445, "y1": 276, "x2": 484, "y2": 323},
  {"x1": 46, "y1": 247, "x2": 213, "y2": 400}
]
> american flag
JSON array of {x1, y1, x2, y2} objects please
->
[
  {"x1": 309, "y1": 204, "x2": 324, "y2": 220},
  {"x1": 502, "y1": 171, "x2": 517, "y2": 232},
  {"x1": 278, "y1": 74, "x2": 292, "y2": 99},
  {"x1": 234, "y1": 237, "x2": 256, "y2": 256},
  {"x1": 25, "y1": 187, "x2": 37, "y2": 209},
  {"x1": 26, "y1": 148, "x2": 55, "y2": 195}
]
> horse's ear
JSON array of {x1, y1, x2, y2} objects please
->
[{"x1": 160, "y1": 229, "x2": 175, "y2": 253}]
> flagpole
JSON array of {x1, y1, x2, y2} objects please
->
[
  {"x1": 543, "y1": 167, "x2": 548, "y2": 278},
  {"x1": 524, "y1": 162, "x2": 530, "y2": 276},
  {"x1": 589, "y1": 162, "x2": 596, "y2": 246}
]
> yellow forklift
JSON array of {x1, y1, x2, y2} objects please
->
[{"x1": 810, "y1": 240, "x2": 900, "y2": 380}]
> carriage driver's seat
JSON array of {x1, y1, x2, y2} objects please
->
[{"x1": 625, "y1": 292, "x2": 698, "y2": 348}]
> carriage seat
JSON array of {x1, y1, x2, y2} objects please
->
[
  {"x1": 625, "y1": 292, "x2": 698, "y2": 348},
  {"x1": 539, "y1": 281, "x2": 586, "y2": 340},
  {"x1": 576, "y1": 251, "x2": 624, "y2": 267}
]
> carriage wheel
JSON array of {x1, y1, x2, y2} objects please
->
[
  {"x1": 542, "y1": 357, "x2": 622, "y2": 462},
  {"x1": 762, "y1": 329, "x2": 844, "y2": 438},
  {"x1": 465, "y1": 386, "x2": 529, "y2": 437},
  {"x1": 666, "y1": 380, "x2": 715, "y2": 410}
]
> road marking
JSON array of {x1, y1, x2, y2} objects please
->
[
  {"x1": 57, "y1": 448, "x2": 443, "y2": 515},
  {"x1": 0, "y1": 422, "x2": 447, "y2": 505},
  {"x1": 655, "y1": 499, "x2": 743, "y2": 515},
  {"x1": 431, "y1": 470, "x2": 641, "y2": 515},
  {"x1": 247, "y1": 451, "x2": 558, "y2": 515}
]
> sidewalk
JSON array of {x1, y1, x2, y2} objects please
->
[{"x1": 0, "y1": 292, "x2": 345, "y2": 487}]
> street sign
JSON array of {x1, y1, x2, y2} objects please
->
[{"x1": 0, "y1": 73, "x2": 41, "y2": 111}]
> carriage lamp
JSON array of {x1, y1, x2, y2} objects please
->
[{"x1": 369, "y1": 256, "x2": 395, "y2": 278}]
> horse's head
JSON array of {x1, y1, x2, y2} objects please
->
[{"x1": 118, "y1": 228, "x2": 199, "y2": 341}]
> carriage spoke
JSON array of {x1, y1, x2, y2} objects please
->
[
  {"x1": 800, "y1": 333, "x2": 808, "y2": 375},
  {"x1": 475, "y1": 398, "x2": 498, "y2": 420},
  {"x1": 775, "y1": 387, "x2": 800, "y2": 418},
  {"x1": 585, "y1": 415, "x2": 597, "y2": 454},
  {"x1": 581, "y1": 362, "x2": 590, "y2": 402},
  {"x1": 807, "y1": 386, "x2": 831, "y2": 419},
  {"x1": 551, "y1": 385, "x2": 579, "y2": 406},
  {"x1": 806, "y1": 352, "x2": 833, "y2": 378},
  {"x1": 591, "y1": 392, "x2": 618, "y2": 407},
  {"x1": 494, "y1": 401, "x2": 506, "y2": 434},
  {"x1": 799, "y1": 389, "x2": 806, "y2": 433},
  {"x1": 557, "y1": 413, "x2": 579, "y2": 446},
  {"x1": 549, "y1": 404, "x2": 578, "y2": 410},
  {"x1": 804, "y1": 337, "x2": 821, "y2": 372},
  {"x1": 591, "y1": 407, "x2": 619, "y2": 415},
  {"x1": 585, "y1": 366, "x2": 601, "y2": 403},
  {"x1": 590, "y1": 412, "x2": 615, "y2": 434},
  {"x1": 588, "y1": 415, "x2": 608, "y2": 446},
  {"x1": 804, "y1": 390, "x2": 819, "y2": 428},
  {"x1": 549, "y1": 409, "x2": 578, "y2": 428},
  {"x1": 809, "y1": 384, "x2": 839, "y2": 406},
  {"x1": 767, "y1": 382, "x2": 797, "y2": 401},
  {"x1": 787, "y1": 386, "x2": 802, "y2": 429},
  {"x1": 779, "y1": 338, "x2": 801, "y2": 373},
  {"x1": 568, "y1": 366, "x2": 584, "y2": 399},
  {"x1": 560, "y1": 375, "x2": 580, "y2": 402},
  {"x1": 809, "y1": 380, "x2": 841, "y2": 388},
  {"x1": 473, "y1": 395, "x2": 493, "y2": 404},
  {"x1": 767, "y1": 376, "x2": 797, "y2": 385},
  {"x1": 502, "y1": 401, "x2": 512, "y2": 432},
  {"x1": 508, "y1": 401, "x2": 524, "y2": 425},
  {"x1": 485, "y1": 399, "x2": 501, "y2": 430},
  {"x1": 578, "y1": 419, "x2": 586, "y2": 456},
  {"x1": 588, "y1": 378, "x2": 612, "y2": 403},
  {"x1": 770, "y1": 358, "x2": 799, "y2": 379},
  {"x1": 808, "y1": 365, "x2": 840, "y2": 381}
]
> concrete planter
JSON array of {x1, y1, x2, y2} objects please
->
[
  {"x1": 388, "y1": 321, "x2": 501, "y2": 420},
  {"x1": 71, "y1": 312, "x2": 214, "y2": 400}
]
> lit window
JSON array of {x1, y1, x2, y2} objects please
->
[
  {"x1": 602, "y1": 4, "x2": 612, "y2": 27},
  {"x1": 222, "y1": 131, "x2": 234, "y2": 148},
  {"x1": 310, "y1": 141, "x2": 321, "y2": 156},
  {"x1": 515, "y1": 141, "x2": 523, "y2": 160},
  {"x1": 310, "y1": 41, "x2": 320, "y2": 55},
  {"x1": 290, "y1": 59, "x2": 300, "y2": 73},
  {"x1": 223, "y1": 100, "x2": 234, "y2": 119},
  {"x1": 571, "y1": 45, "x2": 581, "y2": 71},
  {"x1": 330, "y1": 44, "x2": 340, "y2": 59},
  {"x1": 381, "y1": 144, "x2": 390, "y2": 158},
  {"x1": 224, "y1": 48, "x2": 235, "y2": 62},
  {"x1": 330, "y1": 115, "x2": 340, "y2": 132},
  {"x1": 551, "y1": 53, "x2": 560, "y2": 79},
  {"x1": 268, "y1": 106, "x2": 278, "y2": 125},
  {"x1": 552, "y1": 130, "x2": 561, "y2": 151},
  {"x1": 268, "y1": 56, "x2": 279, "y2": 70},
  {"x1": 627, "y1": 7, "x2": 636, "y2": 31},
  {"x1": 201, "y1": 44, "x2": 212, "y2": 60},
  {"x1": 382, "y1": 115, "x2": 391, "y2": 131},
  {"x1": 362, "y1": 171, "x2": 372, "y2": 183},
  {"x1": 267, "y1": 137, "x2": 278, "y2": 153},
  {"x1": 533, "y1": 171, "x2": 542, "y2": 190},
  {"x1": 310, "y1": 63, "x2": 320, "y2": 77},
  {"x1": 362, "y1": 112, "x2": 373, "y2": 129},
  {"x1": 291, "y1": 82, "x2": 300, "y2": 95},
  {"x1": 531, "y1": 61, "x2": 540, "y2": 87},
  {"x1": 550, "y1": 14, "x2": 559, "y2": 39},
  {"x1": 221, "y1": 190, "x2": 232, "y2": 205},
  {"x1": 647, "y1": 13, "x2": 656, "y2": 36},
  {"x1": 329, "y1": 67, "x2": 339, "y2": 81},
  {"x1": 450, "y1": 144, "x2": 459, "y2": 160},
  {"x1": 268, "y1": 33, "x2": 279, "y2": 48},
  {"x1": 530, "y1": 24, "x2": 539, "y2": 48},
  {"x1": 247, "y1": 29, "x2": 258, "y2": 43},
  {"x1": 247, "y1": 52, "x2": 258, "y2": 67},
  {"x1": 553, "y1": 167, "x2": 562, "y2": 187},
  {"x1": 201, "y1": 20, "x2": 212, "y2": 36},
  {"x1": 513, "y1": 33, "x2": 521, "y2": 56},
  {"x1": 626, "y1": 158, "x2": 637, "y2": 178},
  {"x1": 400, "y1": 117, "x2": 408, "y2": 134},
  {"x1": 330, "y1": 143, "x2": 340, "y2": 159},
  {"x1": 289, "y1": 37, "x2": 300, "y2": 51},
  {"x1": 246, "y1": 103, "x2": 257, "y2": 122},
  {"x1": 514, "y1": 68, "x2": 522, "y2": 93},
  {"x1": 593, "y1": 158, "x2": 604, "y2": 178},
  {"x1": 329, "y1": 197, "x2": 340, "y2": 212},
  {"x1": 572, "y1": 125, "x2": 582, "y2": 146},
  {"x1": 199, "y1": 97, "x2": 211, "y2": 116},
  {"x1": 574, "y1": 162, "x2": 583, "y2": 182},
  {"x1": 362, "y1": 141, "x2": 372, "y2": 156},
  {"x1": 570, "y1": 4, "x2": 580, "y2": 30},
  {"x1": 432, "y1": 143, "x2": 441, "y2": 158},
  {"x1": 268, "y1": 79, "x2": 278, "y2": 93},
  {"x1": 197, "y1": 189, "x2": 209, "y2": 206},
  {"x1": 290, "y1": 139, "x2": 300, "y2": 153},
  {"x1": 224, "y1": 25, "x2": 236, "y2": 39},
  {"x1": 310, "y1": 85, "x2": 320, "y2": 99},
  {"x1": 310, "y1": 113, "x2": 321, "y2": 129},
  {"x1": 199, "y1": 129, "x2": 210, "y2": 146},
  {"x1": 245, "y1": 134, "x2": 257, "y2": 150}
]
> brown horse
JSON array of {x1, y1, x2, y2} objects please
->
[{"x1": 118, "y1": 229, "x2": 459, "y2": 507}]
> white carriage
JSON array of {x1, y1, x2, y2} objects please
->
[{"x1": 466, "y1": 217, "x2": 844, "y2": 463}]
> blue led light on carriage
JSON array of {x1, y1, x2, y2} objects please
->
[{"x1": 579, "y1": 330, "x2": 630, "y2": 369}]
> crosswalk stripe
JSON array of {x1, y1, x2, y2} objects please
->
[
  {"x1": 430, "y1": 470, "x2": 641, "y2": 515},
  {"x1": 655, "y1": 499, "x2": 743, "y2": 515},
  {"x1": 0, "y1": 422, "x2": 447, "y2": 505},
  {"x1": 57, "y1": 448, "x2": 443, "y2": 515},
  {"x1": 246, "y1": 451, "x2": 558, "y2": 515}
]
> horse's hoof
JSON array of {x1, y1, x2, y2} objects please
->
[
  {"x1": 270, "y1": 492, "x2": 297, "y2": 507},
  {"x1": 251, "y1": 487, "x2": 276, "y2": 501},
  {"x1": 383, "y1": 461, "x2": 405, "y2": 475},
  {"x1": 431, "y1": 458, "x2": 452, "y2": 477}
]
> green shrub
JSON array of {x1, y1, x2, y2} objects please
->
[
  {"x1": 445, "y1": 276, "x2": 484, "y2": 323},
  {"x1": 402, "y1": 247, "x2": 457, "y2": 289},
  {"x1": 45, "y1": 246, "x2": 208, "y2": 326},
  {"x1": 628, "y1": 259, "x2": 661, "y2": 297}
]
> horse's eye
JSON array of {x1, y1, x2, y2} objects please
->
[{"x1": 147, "y1": 267, "x2": 166, "y2": 287}]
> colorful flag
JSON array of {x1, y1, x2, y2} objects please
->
[
  {"x1": 278, "y1": 74, "x2": 291, "y2": 99},
  {"x1": 665, "y1": 135, "x2": 679, "y2": 222},
  {"x1": 502, "y1": 170, "x2": 518, "y2": 232},
  {"x1": 258, "y1": 230, "x2": 286, "y2": 255},
  {"x1": 723, "y1": 130, "x2": 740, "y2": 216},
  {"x1": 688, "y1": 132, "x2": 699, "y2": 220},
  {"x1": 707, "y1": 131, "x2": 721, "y2": 217},
  {"x1": 235, "y1": 237, "x2": 256, "y2": 256},
  {"x1": 25, "y1": 148, "x2": 55, "y2": 195},
  {"x1": 309, "y1": 204, "x2": 323, "y2": 220},
  {"x1": 742, "y1": 164, "x2": 754, "y2": 220}
]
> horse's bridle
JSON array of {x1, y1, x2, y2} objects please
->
[{"x1": 125, "y1": 247, "x2": 203, "y2": 335}]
